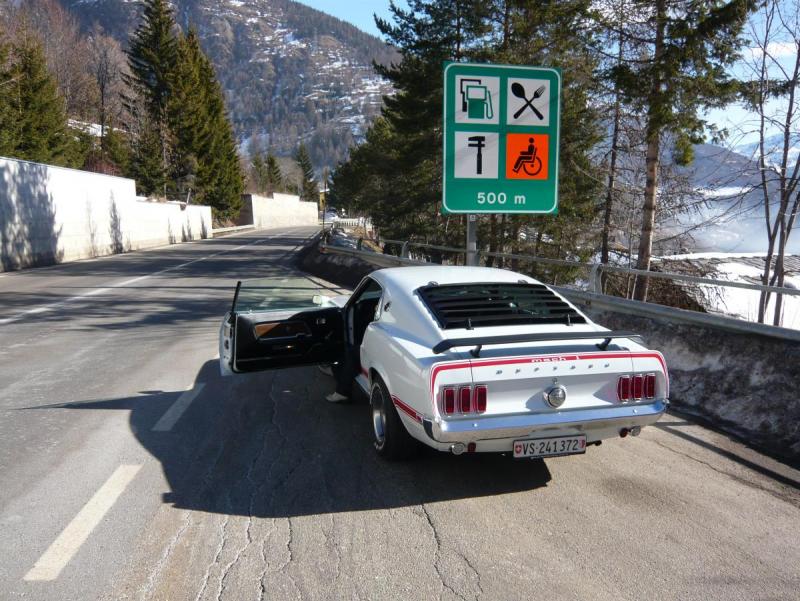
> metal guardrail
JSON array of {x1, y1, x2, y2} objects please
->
[
  {"x1": 318, "y1": 238, "x2": 800, "y2": 343},
  {"x1": 320, "y1": 242, "x2": 423, "y2": 268},
  {"x1": 379, "y1": 238, "x2": 800, "y2": 298},
  {"x1": 319, "y1": 218, "x2": 373, "y2": 229},
  {"x1": 562, "y1": 288, "x2": 800, "y2": 343}
]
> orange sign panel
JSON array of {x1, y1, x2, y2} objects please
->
[{"x1": 506, "y1": 133, "x2": 549, "y2": 180}]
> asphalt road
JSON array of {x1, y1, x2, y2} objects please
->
[{"x1": 0, "y1": 226, "x2": 799, "y2": 601}]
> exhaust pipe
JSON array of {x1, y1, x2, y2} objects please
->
[
  {"x1": 619, "y1": 426, "x2": 642, "y2": 438},
  {"x1": 450, "y1": 443, "x2": 466, "y2": 455}
]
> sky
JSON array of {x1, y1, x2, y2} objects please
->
[
  {"x1": 295, "y1": 0, "x2": 795, "y2": 151},
  {"x1": 293, "y1": 0, "x2": 406, "y2": 38}
]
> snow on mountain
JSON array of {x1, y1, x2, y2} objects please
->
[
  {"x1": 734, "y1": 132, "x2": 800, "y2": 167},
  {"x1": 662, "y1": 142, "x2": 800, "y2": 254},
  {"x1": 61, "y1": 0, "x2": 398, "y2": 170}
]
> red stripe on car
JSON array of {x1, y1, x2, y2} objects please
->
[{"x1": 392, "y1": 396, "x2": 422, "y2": 423}]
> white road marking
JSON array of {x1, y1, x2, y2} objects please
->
[
  {"x1": 0, "y1": 234, "x2": 281, "y2": 326},
  {"x1": 23, "y1": 464, "x2": 142, "y2": 582},
  {"x1": 0, "y1": 224, "x2": 269, "y2": 277},
  {"x1": 152, "y1": 384, "x2": 206, "y2": 432}
]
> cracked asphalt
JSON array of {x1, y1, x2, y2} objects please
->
[{"x1": 1, "y1": 226, "x2": 799, "y2": 601}]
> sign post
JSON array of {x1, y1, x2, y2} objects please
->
[{"x1": 442, "y1": 63, "x2": 562, "y2": 263}]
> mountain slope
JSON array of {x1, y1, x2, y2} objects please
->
[
  {"x1": 661, "y1": 142, "x2": 800, "y2": 254},
  {"x1": 61, "y1": 0, "x2": 397, "y2": 170}
]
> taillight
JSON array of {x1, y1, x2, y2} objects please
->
[
  {"x1": 645, "y1": 373, "x2": 656, "y2": 399},
  {"x1": 442, "y1": 387, "x2": 456, "y2": 415},
  {"x1": 617, "y1": 376, "x2": 630, "y2": 402},
  {"x1": 440, "y1": 384, "x2": 487, "y2": 415},
  {"x1": 632, "y1": 374, "x2": 644, "y2": 400},
  {"x1": 459, "y1": 386, "x2": 472, "y2": 413},
  {"x1": 618, "y1": 373, "x2": 657, "y2": 402},
  {"x1": 474, "y1": 385, "x2": 487, "y2": 413}
]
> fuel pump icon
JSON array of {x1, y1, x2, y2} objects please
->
[
  {"x1": 459, "y1": 78, "x2": 494, "y2": 121},
  {"x1": 465, "y1": 85, "x2": 493, "y2": 119}
]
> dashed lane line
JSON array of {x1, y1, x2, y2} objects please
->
[
  {"x1": 152, "y1": 384, "x2": 206, "y2": 432},
  {"x1": 0, "y1": 232, "x2": 289, "y2": 326},
  {"x1": 23, "y1": 464, "x2": 143, "y2": 582}
]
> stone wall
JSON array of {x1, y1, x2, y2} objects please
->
[
  {"x1": 0, "y1": 156, "x2": 212, "y2": 271},
  {"x1": 580, "y1": 308, "x2": 800, "y2": 464}
]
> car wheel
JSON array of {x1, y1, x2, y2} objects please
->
[{"x1": 370, "y1": 375, "x2": 418, "y2": 460}]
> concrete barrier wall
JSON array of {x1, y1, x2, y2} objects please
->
[
  {"x1": 0, "y1": 156, "x2": 212, "y2": 271},
  {"x1": 239, "y1": 193, "x2": 318, "y2": 229},
  {"x1": 577, "y1": 307, "x2": 800, "y2": 464}
]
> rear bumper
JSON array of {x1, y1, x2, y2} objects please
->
[{"x1": 422, "y1": 399, "x2": 668, "y2": 445}]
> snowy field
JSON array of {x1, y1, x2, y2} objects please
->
[{"x1": 661, "y1": 253, "x2": 800, "y2": 330}]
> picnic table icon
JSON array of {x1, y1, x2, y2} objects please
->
[{"x1": 512, "y1": 137, "x2": 543, "y2": 176}]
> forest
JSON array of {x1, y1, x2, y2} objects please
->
[{"x1": 329, "y1": 0, "x2": 800, "y2": 325}]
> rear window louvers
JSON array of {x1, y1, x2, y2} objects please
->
[{"x1": 417, "y1": 283, "x2": 586, "y2": 330}]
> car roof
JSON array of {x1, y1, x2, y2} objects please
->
[{"x1": 368, "y1": 265, "x2": 542, "y2": 290}]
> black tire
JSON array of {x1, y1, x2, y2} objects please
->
[{"x1": 370, "y1": 374, "x2": 418, "y2": 460}]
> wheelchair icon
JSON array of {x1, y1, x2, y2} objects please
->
[{"x1": 512, "y1": 137, "x2": 543, "y2": 176}]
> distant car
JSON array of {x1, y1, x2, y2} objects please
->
[
  {"x1": 219, "y1": 266, "x2": 668, "y2": 460},
  {"x1": 321, "y1": 209, "x2": 338, "y2": 222}
]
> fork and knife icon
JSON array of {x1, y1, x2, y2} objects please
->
[{"x1": 511, "y1": 82, "x2": 546, "y2": 120}]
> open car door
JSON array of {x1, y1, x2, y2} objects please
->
[{"x1": 219, "y1": 277, "x2": 345, "y2": 375}]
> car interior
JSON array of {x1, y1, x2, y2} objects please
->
[{"x1": 347, "y1": 278, "x2": 383, "y2": 354}]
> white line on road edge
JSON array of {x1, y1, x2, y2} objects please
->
[
  {"x1": 23, "y1": 464, "x2": 142, "y2": 582},
  {"x1": 0, "y1": 233, "x2": 284, "y2": 326},
  {"x1": 152, "y1": 384, "x2": 206, "y2": 432}
]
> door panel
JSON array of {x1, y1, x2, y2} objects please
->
[{"x1": 232, "y1": 307, "x2": 344, "y2": 373}]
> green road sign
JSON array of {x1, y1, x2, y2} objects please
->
[{"x1": 442, "y1": 62, "x2": 561, "y2": 214}]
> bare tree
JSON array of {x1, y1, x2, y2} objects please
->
[
  {"x1": 739, "y1": 0, "x2": 800, "y2": 325},
  {"x1": 9, "y1": 0, "x2": 96, "y2": 119},
  {"x1": 87, "y1": 24, "x2": 128, "y2": 141}
]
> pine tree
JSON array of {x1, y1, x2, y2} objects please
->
[
  {"x1": 0, "y1": 41, "x2": 18, "y2": 157},
  {"x1": 169, "y1": 30, "x2": 207, "y2": 201},
  {"x1": 495, "y1": 0, "x2": 602, "y2": 280},
  {"x1": 609, "y1": 0, "x2": 757, "y2": 299},
  {"x1": 4, "y1": 32, "x2": 70, "y2": 165},
  {"x1": 250, "y1": 144, "x2": 268, "y2": 194},
  {"x1": 265, "y1": 151, "x2": 284, "y2": 195},
  {"x1": 103, "y1": 126, "x2": 130, "y2": 175},
  {"x1": 295, "y1": 143, "x2": 318, "y2": 203},
  {"x1": 250, "y1": 144, "x2": 284, "y2": 196},
  {"x1": 129, "y1": 116, "x2": 168, "y2": 196},
  {"x1": 192, "y1": 39, "x2": 243, "y2": 219},
  {"x1": 334, "y1": 1, "x2": 491, "y2": 242},
  {"x1": 125, "y1": 0, "x2": 177, "y2": 194}
]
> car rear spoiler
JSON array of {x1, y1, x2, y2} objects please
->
[{"x1": 432, "y1": 330, "x2": 642, "y2": 356}]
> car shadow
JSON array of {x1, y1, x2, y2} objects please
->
[{"x1": 23, "y1": 360, "x2": 552, "y2": 518}]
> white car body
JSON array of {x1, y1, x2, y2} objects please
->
[{"x1": 220, "y1": 266, "x2": 668, "y2": 459}]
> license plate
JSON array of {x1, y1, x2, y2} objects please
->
[{"x1": 513, "y1": 435, "x2": 586, "y2": 458}]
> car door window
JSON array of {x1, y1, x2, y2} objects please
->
[
  {"x1": 348, "y1": 278, "x2": 383, "y2": 345},
  {"x1": 227, "y1": 276, "x2": 344, "y2": 373},
  {"x1": 234, "y1": 276, "x2": 335, "y2": 313}
]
